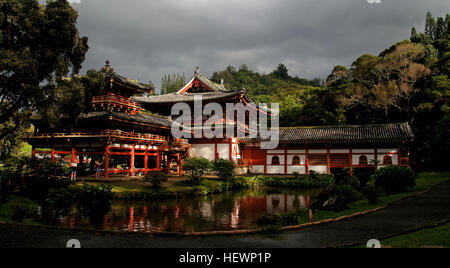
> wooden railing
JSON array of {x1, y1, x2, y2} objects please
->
[
  {"x1": 26, "y1": 130, "x2": 167, "y2": 142},
  {"x1": 92, "y1": 93, "x2": 141, "y2": 109}
]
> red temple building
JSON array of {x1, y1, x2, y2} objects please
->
[{"x1": 26, "y1": 62, "x2": 414, "y2": 177}]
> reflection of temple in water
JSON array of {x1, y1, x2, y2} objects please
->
[{"x1": 62, "y1": 192, "x2": 313, "y2": 233}]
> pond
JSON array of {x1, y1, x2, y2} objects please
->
[{"x1": 59, "y1": 188, "x2": 321, "y2": 233}]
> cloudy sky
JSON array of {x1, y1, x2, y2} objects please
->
[{"x1": 69, "y1": 0, "x2": 449, "y2": 92}]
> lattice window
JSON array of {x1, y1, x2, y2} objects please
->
[{"x1": 292, "y1": 156, "x2": 301, "y2": 165}]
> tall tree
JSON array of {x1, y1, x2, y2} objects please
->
[
  {"x1": 425, "y1": 11, "x2": 436, "y2": 39},
  {"x1": 161, "y1": 73, "x2": 186, "y2": 94},
  {"x1": 0, "y1": 0, "x2": 88, "y2": 140}
]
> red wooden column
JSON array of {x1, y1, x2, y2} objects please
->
[
  {"x1": 327, "y1": 149, "x2": 331, "y2": 174},
  {"x1": 130, "y1": 145, "x2": 135, "y2": 177},
  {"x1": 284, "y1": 149, "x2": 288, "y2": 175},
  {"x1": 144, "y1": 145, "x2": 149, "y2": 175},
  {"x1": 156, "y1": 148, "x2": 161, "y2": 170},
  {"x1": 177, "y1": 153, "x2": 182, "y2": 177},
  {"x1": 305, "y1": 149, "x2": 309, "y2": 174},
  {"x1": 375, "y1": 148, "x2": 378, "y2": 170},
  {"x1": 51, "y1": 147, "x2": 56, "y2": 162},
  {"x1": 71, "y1": 148, "x2": 76, "y2": 163},
  {"x1": 105, "y1": 145, "x2": 110, "y2": 179},
  {"x1": 32, "y1": 147, "x2": 36, "y2": 159},
  {"x1": 349, "y1": 149, "x2": 353, "y2": 176}
]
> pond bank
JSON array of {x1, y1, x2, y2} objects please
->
[
  {"x1": 73, "y1": 174, "x2": 333, "y2": 200},
  {"x1": 1, "y1": 178, "x2": 449, "y2": 248}
]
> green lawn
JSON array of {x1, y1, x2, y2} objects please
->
[
  {"x1": 380, "y1": 223, "x2": 450, "y2": 248},
  {"x1": 295, "y1": 172, "x2": 450, "y2": 225}
]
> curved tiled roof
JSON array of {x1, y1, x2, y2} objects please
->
[
  {"x1": 133, "y1": 91, "x2": 243, "y2": 104},
  {"x1": 79, "y1": 111, "x2": 183, "y2": 130},
  {"x1": 248, "y1": 123, "x2": 414, "y2": 143}
]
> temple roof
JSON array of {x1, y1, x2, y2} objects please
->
[
  {"x1": 177, "y1": 69, "x2": 229, "y2": 93},
  {"x1": 245, "y1": 123, "x2": 414, "y2": 144},
  {"x1": 78, "y1": 111, "x2": 190, "y2": 132},
  {"x1": 133, "y1": 91, "x2": 243, "y2": 104},
  {"x1": 102, "y1": 60, "x2": 154, "y2": 95}
]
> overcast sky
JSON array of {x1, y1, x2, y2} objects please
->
[{"x1": 69, "y1": 0, "x2": 449, "y2": 92}]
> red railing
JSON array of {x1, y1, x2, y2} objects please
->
[
  {"x1": 92, "y1": 93, "x2": 141, "y2": 109},
  {"x1": 26, "y1": 130, "x2": 167, "y2": 142}
]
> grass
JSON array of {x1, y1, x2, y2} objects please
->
[
  {"x1": 379, "y1": 223, "x2": 450, "y2": 248},
  {"x1": 273, "y1": 172, "x2": 450, "y2": 226},
  {"x1": 0, "y1": 195, "x2": 39, "y2": 225}
]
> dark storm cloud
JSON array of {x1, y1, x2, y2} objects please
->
[{"x1": 71, "y1": 0, "x2": 449, "y2": 92}]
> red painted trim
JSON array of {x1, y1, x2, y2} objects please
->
[{"x1": 105, "y1": 145, "x2": 110, "y2": 179}]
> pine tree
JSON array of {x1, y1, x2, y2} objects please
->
[
  {"x1": 425, "y1": 11, "x2": 436, "y2": 39},
  {"x1": 435, "y1": 17, "x2": 446, "y2": 40},
  {"x1": 446, "y1": 14, "x2": 450, "y2": 35},
  {"x1": 411, "y1": 27, "x2": 418, "y2": 42}
]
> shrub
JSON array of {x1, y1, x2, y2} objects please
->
[
  {"x1": 212, "y1": 159, "x2": 236, "y2": 182},
  {"x1": 363, "y1": 184, "x2": 381, "y2": 204},
  {"x1": 256, "y1": 214, "x2": 281, "y2": 226},
  {"x1": 41, "y1": 188, "x2": 74, "y2": 222},
  {"x1": 0, "y1": 175, "x2": 9, "y2": 206},
  {"x1": 144, "y1": 171, "x2": 169, "y2": 188},
  {"x1": 333, "y1": 168, "x2": 361, "y2": 189},
  {"x1": 183, "y1": 157, "x2": 213, "y2": 185},
  {"x1": 312, "y1": 184, "x2": 361, "y2": 212},
  {"x1": 374, "y1": 166, "x2": 416, "y2": 195},
  {"x1": 354, "y1": 168, "x2": 376, "y2": 187},
  {"x1": 75, "y1": 184, "x2": 115, "y2": 226},
  {"x1": 10, "y1": 206, "x2": 36, "y2": 221}
]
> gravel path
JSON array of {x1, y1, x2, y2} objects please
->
[{"x1": 1, "y1": 182, "x2": 449, "y2": 248}]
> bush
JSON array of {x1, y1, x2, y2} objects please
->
[
  {"x1": 363, "y1": 184, "x2": 381, "y2": 204},
  {"x1": 10, "y1": 205, "x2": 36, "y2": 221},
  {"x1": 374, "y1": 166, "x2": 416, "y2": 195},
  {"x1": 312, "y1": 184, "x2": 361, "y2": 212},
  {"x1": 0, "y1": 175, "x2": 9, "y2": 206},
  {"x1": 144, "y1": 171, "x2": 168, "y2": 188},
  {"x1": 333, "y1": 168, "x2": 361, "y2": 189},
  {"x1": 354, "y1": 168, "x2": 376, "y2": 187},
  {"x1": 75, "y1": 184, "x2": 115, "y2": 227},
  {"x1": 212, "y1": 159, "x2": 236, "y2": 182},
  {"x1": 41, "y1": 188, "x2": 74, "y2": 222},
  {"x1": 183, "y1": 157, "x2": 213, "y2": 185}
]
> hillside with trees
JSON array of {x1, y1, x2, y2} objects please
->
[{"x1": 209, "y1": 12, "x2": 449, "y2": 170}]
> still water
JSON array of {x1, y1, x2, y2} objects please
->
[{"x1": 60, "y1": 188, "x2": 320, "y2": 233}]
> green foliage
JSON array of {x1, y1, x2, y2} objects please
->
[
  {"x1": 10, "y1": 205, "x2": 36, "y2": 222},
  {"x1": 362, "y1": 184, "x2": 381, "y2": 204},
  {"x1": 0, "y1": 175, "x2": 9, "y2": 206},
  {"x1": 246, "y1": 174, "x2": 334, "y2": 189},
  {"x1": 0, "y1": 0, "x2": 88, "y2": 141},
  {"x1": 41, "y1": 188, "x2": 74, "y2": 221},
  {"x1": 374, "y1": 166, "x2": 416, "y2": 195},
  {"x1": 212, "y1": 159, "x2": 236, "y2": 182},
  {"x1": 144, "y1": 171, "x2": 169, "y2": 189},
  {"x1": 182, "y1": 157, "x2": 213, "y2": 185},
  {"x1": 161, "y1": 73, "x2": 186, "y2": 94},
  {"x1": 75, "y1": 184, "x2": 115, "y2": 226}
]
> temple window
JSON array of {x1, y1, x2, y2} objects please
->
[
  {"x1": 383, "y1": 155, "x2": 393, "y2": 165},
  {"x1": 271, "y1": 156, "x2": 280, "y2": 165},
  {"x1": 292, "y1": 156, "x2": 301, "y2": 165},
  {"x1": 359, "y1": 155, "x2": 368, "y2": 165}
]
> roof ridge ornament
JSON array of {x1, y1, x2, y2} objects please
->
[
  {"x1": 195, "y1": 66, "x2": 200, "y2": 75},
  {"x1": 101, "y1": 59, "x2": 114, "y2": 73}
]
